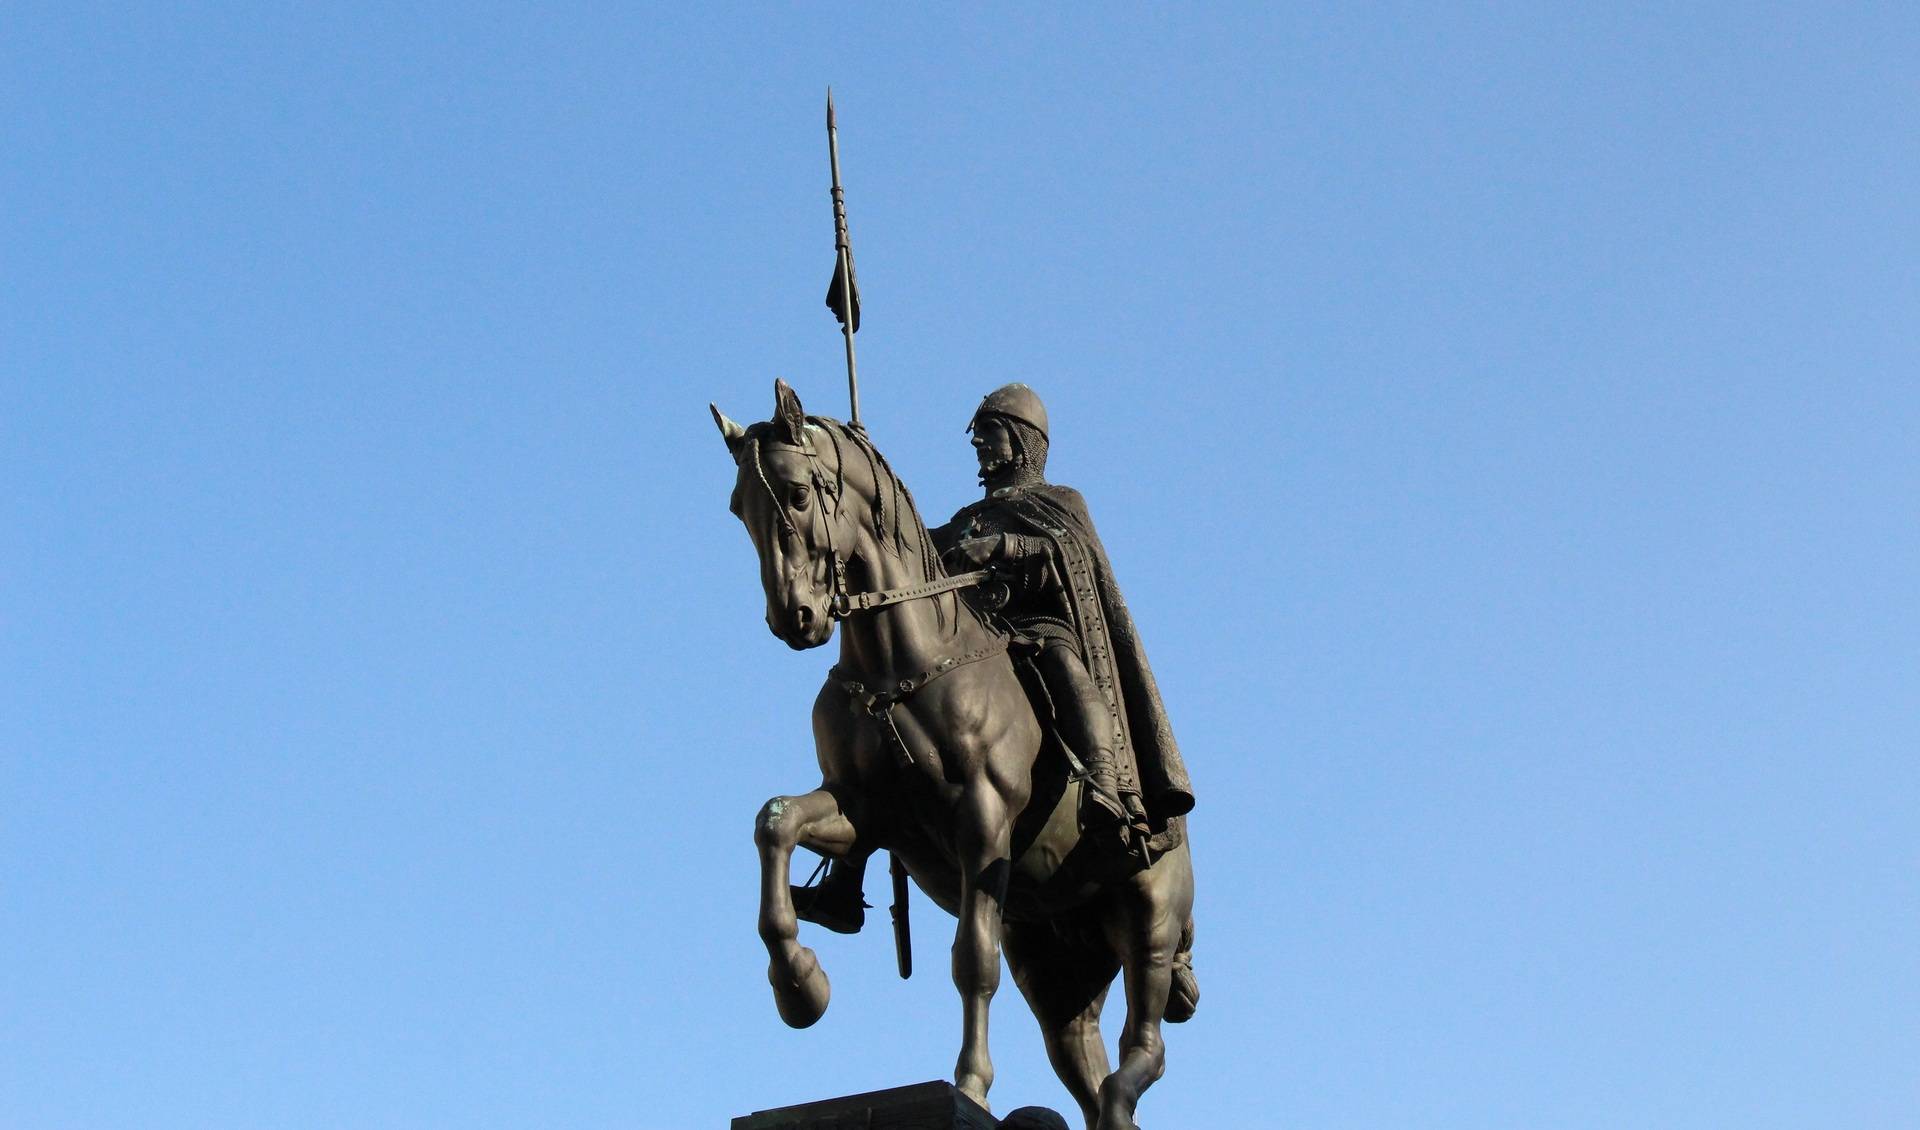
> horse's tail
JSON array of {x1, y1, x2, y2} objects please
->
[{"x1": 1165, "y1": 914, "x2": 1199, "y2": 1023}]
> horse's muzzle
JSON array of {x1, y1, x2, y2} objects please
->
[{"x1": 768, "y1": 600, "x2": 833, "y2": 650}]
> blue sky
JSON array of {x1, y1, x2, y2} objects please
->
[{"x1": 4, "y1": 4, "x2": 1917, "y2": 1127}]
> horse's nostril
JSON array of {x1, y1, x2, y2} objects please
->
[{"x1": 794, "y1": 605, "x2": 815, "y2": 631}]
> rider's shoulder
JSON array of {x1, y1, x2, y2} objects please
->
[
  {"x1": 1031, "y1": 482, "x2": 1094, "y2": 518},
  {"x1": 1037, "y1": 483, "x2": 1087, "y2": 506}
]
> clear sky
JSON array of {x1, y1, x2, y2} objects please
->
[{"x1": 5, "y1": 4, "x2": 1916, "y2": 1128}]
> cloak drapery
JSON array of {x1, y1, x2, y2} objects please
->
[{"x1": 939, "y1": 484, "x2": 1195, "y2": 830}]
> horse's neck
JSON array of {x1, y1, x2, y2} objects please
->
[{"x1": 837, "y1": 533, "x2": 985, "y2": 680}]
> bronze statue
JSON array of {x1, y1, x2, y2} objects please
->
[
  {"x1": 712, "y1": 380, "x2": 1197, "y2": 1130},
  {"x1": 713, "y1": 95, "x2": 1199, "y2": 1130}
]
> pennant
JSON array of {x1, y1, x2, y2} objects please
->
[{"x1": 827, "y1": 250, "x2": 861, "y2": 333}]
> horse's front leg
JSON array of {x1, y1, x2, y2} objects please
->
[
  {"x1": 952, "y1": 779, "x2": 1013, "y2": 1107},
  {"x1": 753, "y1": 787, "x2": 856, "y2": 1029}
]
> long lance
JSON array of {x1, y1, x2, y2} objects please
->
[
  {"x1": 825, "y1": 89, "x2": 862, "y2": 428},
  {"x1": 826, "y1": 96, "x2": 909, "y2": 976}
]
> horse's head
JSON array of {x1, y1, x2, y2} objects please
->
[{"x1": 712, "y1": 380, "x2": 853, "y2": 650}]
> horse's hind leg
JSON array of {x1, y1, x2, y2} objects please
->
[
  {"x1": 1005, "y1": 920, "x2": 1118, "y2": 1130},
  {"x1": 1098, "y1": 842, "x2": 1195, "y2": 1130},
  {"x1": 753, "y1": 787, "x2": 857, "y2": 1029}
]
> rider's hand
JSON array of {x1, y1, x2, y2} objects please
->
[{"x1": 948, "y1": 535, "x2": 1000, "y2": 571}]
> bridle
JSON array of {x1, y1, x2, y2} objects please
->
[
  {"x1": 744, "y1": 427, "x2": 990, "y2": 621},
  {"x1": 740, "y1": 422, "x2": 1007, "y2": 770}
]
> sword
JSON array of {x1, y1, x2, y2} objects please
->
[{"x1": 889, "y1": 852, "x2": 912, "y2": 979}]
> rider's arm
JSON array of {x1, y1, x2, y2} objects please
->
[
  {"x1": 928, "y1": 515, "x2": 967, "y2": 558},
  {"x1": 999, "y1": 533, "x2": 1046, "y2": 561},
  {"x1": 996, "y1": 533, "x2": 1063, "y2": 599}
]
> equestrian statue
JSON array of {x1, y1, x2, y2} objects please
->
[{"x1": 708, "y1": 95, "x2": 1199, "y2": 1130}]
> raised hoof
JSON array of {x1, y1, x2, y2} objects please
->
[
  {"x1": 768, "y1": 945, "x2": 830, "y2": 1028},
  {"x1": 1165, "y1": 958, "x2": 1199, "y2": 1023}
]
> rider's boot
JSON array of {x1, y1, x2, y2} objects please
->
[
  {"x1": 1079, "y1": 748, "x2": 1129, "y2": 830},
  {"x1": 791, "y1": 857, "x2": 869, "y2": 935}
]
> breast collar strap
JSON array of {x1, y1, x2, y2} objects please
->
[{"x1": 828, "y1": 637, "x2": 1009, "y2": 767}]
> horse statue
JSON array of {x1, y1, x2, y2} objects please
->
[{"x1": 712, "y1": 380, "x2": 1196, "y2": 1130}]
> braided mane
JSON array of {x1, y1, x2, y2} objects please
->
[
  {"x1": 809, "y1": 417, "x2": 941, "y2": 585},
  {"x1": 815, "y1": 416, "x2": 986, "y2": 635}
]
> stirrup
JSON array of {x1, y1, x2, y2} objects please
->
[
  {"x1": 791, "y1": 856, "x2": 869, "y2": 935},
  {"x1": 791, "y1": 883, "x2": 869, "y2": 935}
]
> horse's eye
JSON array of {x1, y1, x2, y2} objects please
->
[{"x1": 791, "y1": 484, "x2": 811, "y2": 510}]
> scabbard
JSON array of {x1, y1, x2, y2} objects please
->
[{"x1": 889, "y1": 852, "x2": 912, "y2": 979}]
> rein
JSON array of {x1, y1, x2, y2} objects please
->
[{"x1": 831, "y1": 568, "x2": 990, "y2": 619}]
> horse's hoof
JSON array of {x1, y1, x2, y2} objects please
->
[
  {"x1": 997, "y1": 1106, "x2": 1069, "y2": 1129},
  {"x1": 1164, "y1": 958, "x2": 1199, "y2": 1023},
  {"x1": 1096, "y1": 1080, "x2": 1138, "y2": 1130},
  {"x1": 955, "y1": 1072, "x2": 993, "y2": 1113},
  {"x1": 768, "y1": 945, "x2": 830, "y2": 1028}
]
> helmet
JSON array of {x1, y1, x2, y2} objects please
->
[{"x1": 967, "y1": 383, "x2": 1049, "y2": 439}]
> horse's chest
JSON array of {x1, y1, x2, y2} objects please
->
[
  {"x1": 824, "y1": 691, "x2": 956, "y2": 798},
  {"x1": 864, "y1": 704, "x2": 964, "y2": 791}
]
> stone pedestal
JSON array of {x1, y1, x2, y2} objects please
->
[{"x1": 730, "y1": 1080, "x2": 1067, "y2": 1130}]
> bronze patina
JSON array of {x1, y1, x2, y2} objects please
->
[
  {"x1": 710, "y1": 98, "x2": 1197, "y2": 1130},
  {"x1": 713, "y1": 382, "x2": 1196, "y2": 1130}
]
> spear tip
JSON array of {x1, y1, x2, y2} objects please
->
[{"x1": 826, "y1": 86, "x2": 836, "y2": 128}]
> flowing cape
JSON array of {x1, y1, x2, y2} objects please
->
[{"x1": 944, "y1": 484, "x2": 1196, "y2": 828}]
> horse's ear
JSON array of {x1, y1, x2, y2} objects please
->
[
  {"x1": 710, "y1": 403, "x2": 748, "y2": 457},
  {"x1": 773, "y1": 378, "x2": 807, "y2": 446}
]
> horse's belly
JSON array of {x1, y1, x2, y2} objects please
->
[
  {"x1": 890, "y1": 777, "x2": 1105, "y2": 922},
  {"x1": 1004, "y1": 777, "x2": 1105, "y2": 919}
]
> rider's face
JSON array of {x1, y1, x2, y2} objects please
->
[{"x1": 971, "y1": 416, "x2": 1015, "y2": 484}]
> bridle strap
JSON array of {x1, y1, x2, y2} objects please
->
[{"x1": 831, "y1": 569, "x2": 991, "y2": 620}]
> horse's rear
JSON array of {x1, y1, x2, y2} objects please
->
[
  {"x1": 872, "y1": 654, "x2": 1200, "y2": 1130},
  {"x1": 999, "y1": 811, "x2": 1197, "y2": 1130}
]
